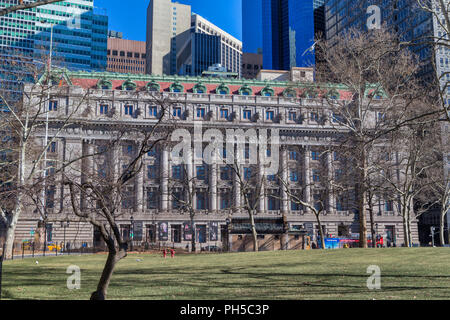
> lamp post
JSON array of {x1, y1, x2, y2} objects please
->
[
  {"x1": 130, "y1": 216, "x2": 134, "y2": 252},
  {"x1": 375, "y1": 223, "x2": 379, "y2": 248},
  {"x1": 225, "y1": 217, "x2": 231, "y2": 253},
  {"x1": 61, "y1": 218, "x2": 70, "y2": 254},
  {"x1": 40, "y1": 19, "x2": 54, "y2": 251}
]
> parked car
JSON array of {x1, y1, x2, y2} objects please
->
[{"x1": 47, "y1": 242, "x2": 61, "y2": 252}]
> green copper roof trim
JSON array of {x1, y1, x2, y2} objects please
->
[
  {"x1": 39, "y1": 69, "x2": 386, "y2": 97},
  {"x1": 193, "y1": 82, "x2": 207, "y2": 93},
  {"x1": 37, "y1": 67, "x2": 73, "y2": 86}
]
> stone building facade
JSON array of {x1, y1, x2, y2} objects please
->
[{"x1": 13, "y1": 70, "x2": 419, "y2": 251}]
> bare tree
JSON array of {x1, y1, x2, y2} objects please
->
[
  {"x1": 0, "y1": 58, "x2": 94, "y2": 258},
  {"x1": 315, "y1": 27, "x2": 437, "y2": 247},
  {"x1": 64, "y1": 94, "x2": 172, "y2": 300}
]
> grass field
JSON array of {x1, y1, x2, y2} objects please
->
[{"x1": 2, "y1": 248, "x2": 450, "y2": 300}]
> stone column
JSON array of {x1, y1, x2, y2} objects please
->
[
  {"x1": 326, "y1": 150, "x2": 335, "y2": 213},
  {"x1": 281, "y1": 146, "x2": 289, "y2": 213},
  {"x1": 161, "y1": 146, "x2": 169, "y2": 212},
  {"x1": 233, "y1": 146, "x2": 241, "y2": 212},
  {"x1": 304, "y1": 146, "x2": 311, "y2": 213},
  {"x1": 81, "y1": 139, "x2": 94, "y2": 210},
  {"x1": 210, "y1": 157, "x2": 218, "y2": 212},
  {"x1": 258, "y1": 147, "x2": 266, "y2": 213},
  {"x1": 186, "y1": 148, "x2": 194, "y2": 210},
  {"x1": 136, "y1": 159, "x2": 144, "y2": 212}
]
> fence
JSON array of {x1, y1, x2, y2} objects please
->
[{"x1": 0, "y1": 240, "x2": 214, "y2": 260}]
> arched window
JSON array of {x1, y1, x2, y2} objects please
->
[
  {"x1": 97, "y1": 79, "x2": 113, "y2": 90},
  {"x1": 122, "y1": 79, "x2": 137, "y2": 91},
  {"x1": 216, "y1": 83, "x2": 230, "y2": 95},
  {"x1": 261, "y1": 85, "x2": 275, "y2": 97},
  {"x1": 146, "y1": 80, "x2": 160, "y2": 92},
  {"x1": 193, "y1": 82, "x2": 207, "y2": 94},
  {"x1": 169, "y1": 81, "x2": 184, "y2": 93},
  {"x1": 282, "y1": 88, "x2": 297, "y2": 98},
  {"x1": 238, "y1": 84, "x2": 252, "y2": 96}
]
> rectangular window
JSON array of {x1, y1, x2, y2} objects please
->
[
  {"x1": 196, "y1": 165, "x2": 206, "y2": 180},
  {"x1": 310, "y1": 112, "x2": 319, "y2": 122},
  {"x1": 289, "y1": 151, "x2": 298, "y2": 160},
  {"x1": 220, "y1": 109, "x2": 229, "y2": 119},
  {"x1": 124, "y1": 105, "x2": 133, "y2": 115},
  {"x1": 220, "y1": 166, "x2": 230, "y2": 180},
  {"x1": 173, "y1": 107, "x2": 182, "y2": 117},
  {"x1": 243, "y1": 110, "x2": 251, "y2": 120},
  {"x1": 290, "y1": 170, "x2": 298, "y2": 182},
  {"x1": 197, "y1": 108, "x2": 205, "y2": 118},
  {"x1": 49, "y1": 100, "x2": 58, "y2": 111},
  {"x1": 266, "y1": 110, "x2": 274, "y2": 120},
  {"x1": 147, "y1": 165, "x2": 157, "y2": 179},
  {"x1": 48, "y1": 141, "x2": 57, "y2": 153},
  {"x1": 100, "y1": 104, "x2": 108, "y2": 115},
  {"x1": 312, "y1": 170, "x2": 320, "y2": 182},
  {"x1": 149, "y1": 106, "x2": 158, "y2": 117},
  {"x1": 288, "y1": 111, "x2": 296, "y2": 121},
  {"x1": 147, "y1": 190, "x2": 158, "y2": 209},
  {"x1": 244, "y1": 167, "x2": 251, "y2": 180},
  {"x1": 172, "y1": 165, "x2": 182, "y2": 179},
  {"x1": 311, "y1": 151, "x2": 319, "y2": 161}
]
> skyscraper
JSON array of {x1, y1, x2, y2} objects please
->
[
  {"x1": 146, "y1": 0, "x2": 191, "y2": 76},
  {"x1": 242, "y1": 0, "x2": 263, "y2": 54},
  {"x1": 0, "y1": 0, "x2": 108, "y2": 70},
  {"x1": 261, "y1": 0, "x2": 325, "y2": 70},
  {"x1": 0, "y1": 0, "x2": 108, "y2": 95},
  {"x1": 146, "y1": 1, "x2": 242, "y2": 77}
]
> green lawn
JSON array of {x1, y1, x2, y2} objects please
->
[{"x1": 2, "y1": 248, "x2": 450, "y2": 300}]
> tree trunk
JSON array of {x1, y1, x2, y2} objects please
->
[
  {"x1": 440, "y1": 208, "x2": 446, "y2": 246},
  {"x1": 4, "y1": 204, "x2": 22, "y2": 259},
  {"x1": 315, "y1": 213, "x2": 326, "y2": 250},
  {"x1": 90, "y1": 249, "x2": 126, "y2": 300},
  {"x1": 369, "y1": 208, "x2": 376, "y2": 248},
  {"x1": 357, "y1": 144, "x2": 368, "y2": 248},
  {"x1": 249, "y1": 210, "x2": 258, "y2": 252},
  {"x1": 190, "y1": 212, "x2": 196, "y2": 253},
  {"x1": 402, "y1": 209, "x2": 410, "y2": 248}
]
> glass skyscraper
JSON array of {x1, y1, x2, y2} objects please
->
[
  {"x1": 242, "y1": 0, "x2": 263, "y2": 54},
  {"x1": 0, "y1": 0, "x2": 108, "y2": 95},
  {"x1": 325, "y1": 0, "x2": 436, "y2": 83},
  {"x1": 260, "y1": 0, "x2": 325, "y2": 70}
]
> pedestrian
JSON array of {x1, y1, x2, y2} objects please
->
[
  {"x1": 163, "y1": 249, "x2": 167, "y2": 258},
  {"x1": 170, "y1": 249, "x2": 175, "y2": 258}
]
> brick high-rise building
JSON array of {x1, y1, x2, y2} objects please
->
[{"x1": 107, "y1": 34, "x2": 146, "y2": 74}]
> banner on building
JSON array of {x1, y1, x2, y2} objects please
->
[
  {"x1": 210, "y1": 222, "x2": 218, "y2": 241},
  {"x1": 159, "y1": 222, "x2": 169, "y2": 241},
  {"x1": 183, "y1": 222, "x2": 192, "y2": 241}
]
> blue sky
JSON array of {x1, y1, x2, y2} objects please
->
[{"x1": 95, "y1": 0, "x2": 242, "y2": 41}]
